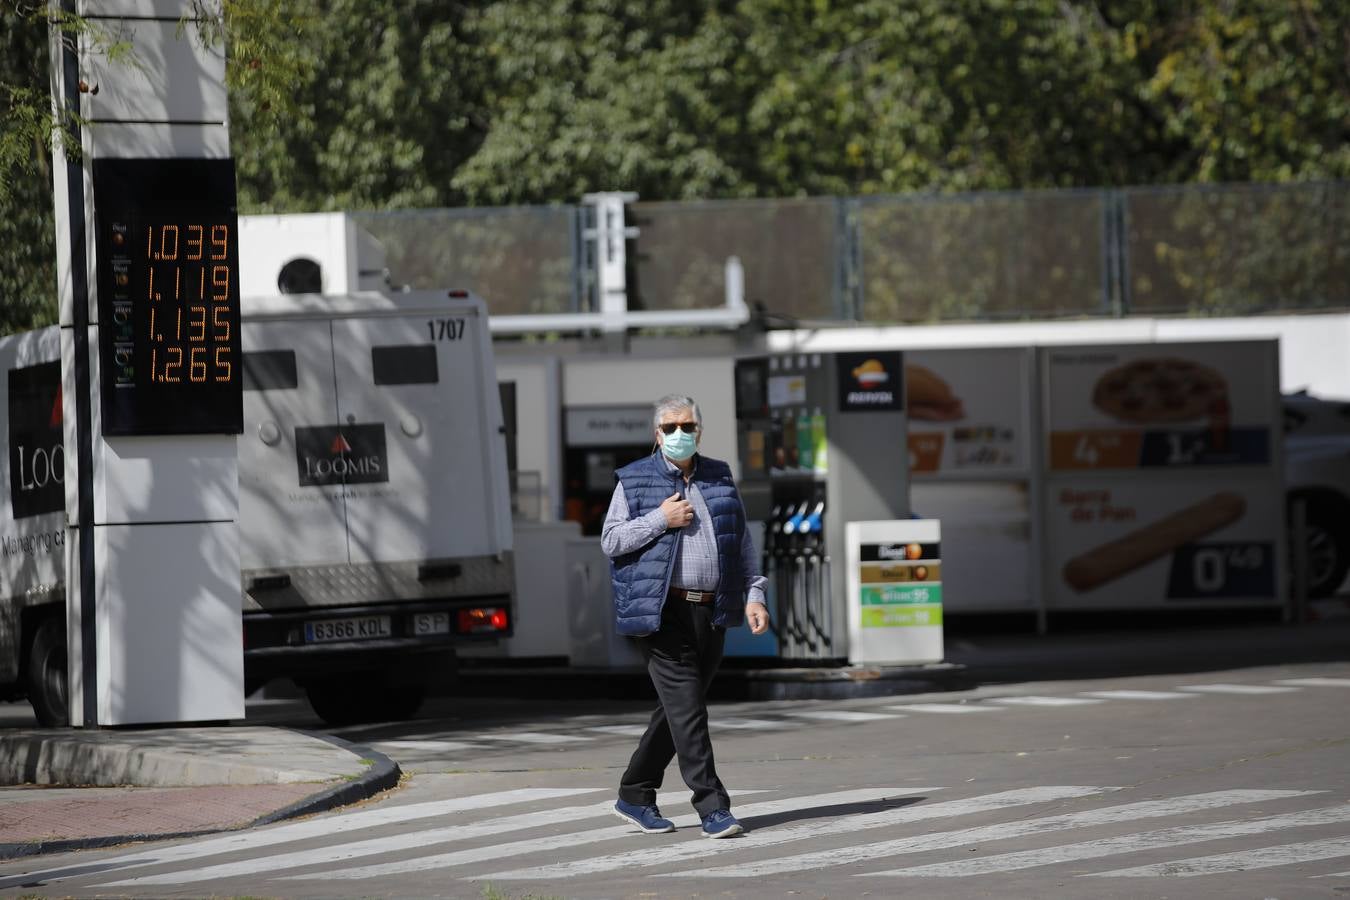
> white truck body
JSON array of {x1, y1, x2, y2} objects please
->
[{"x1": 1, "y1": 289, "x2": 515, "y2": 724}]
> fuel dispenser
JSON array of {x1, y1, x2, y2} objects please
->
[{"x1": 735, "y1": 351, "x2": 920, "y2": 663}]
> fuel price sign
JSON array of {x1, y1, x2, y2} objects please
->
[{"x1": 93, "y1": 158, "x2": 243, "y2": 436}]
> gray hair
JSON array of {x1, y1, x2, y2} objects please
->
[{"x1": 652, "y1": 394, "x2": 702, "y2": 429}]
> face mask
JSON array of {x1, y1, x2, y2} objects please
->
[{"x1": 660, "y1": 428, "x2": 697, "y2": 461}]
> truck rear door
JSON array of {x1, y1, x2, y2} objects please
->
[
  {"x1": 329, "y1": 309, "x2": 508, "y2": 564},
  {"x1": 238, "y1": 319, "x2": 349, "y2": 568}
]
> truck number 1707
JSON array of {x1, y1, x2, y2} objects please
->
[{"x1": 427, "y1": 318, "x2": 466, "y2": 342}]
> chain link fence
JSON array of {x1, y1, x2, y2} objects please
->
[
  {"x1": 353, "y1": 206, "x2": 579, "y2": 316},
  {"x1": 1123, "y1": 182, "x2": 1349, "y2": 317},
  {"x1": 357, "y1": 182, "x2": 1346, "y2": 324}
]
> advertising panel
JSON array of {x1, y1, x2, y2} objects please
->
[
  {"x1": 911, "y1": 482, "x2": 1034, "y2": 612},
  {"x1": 1044, "y1": 343, "x2": 1276, "y2": 472},
  {"x1": 905, "y1": 348, "x2": 1031, "y2": 477},
  {"x1": 1044, "y1": 477, "x2": 1281, "y2": 608},
  {"x1": 1042, "y1": 341, "x2": 1283, "y2": 611}
]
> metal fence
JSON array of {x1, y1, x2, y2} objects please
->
[{"x1": 357, "y1": 181, "x2": 1347, "y2": 324}]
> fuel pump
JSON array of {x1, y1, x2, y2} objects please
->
[{"x1": 735, "y1": 350, "x2": 911, "y2": 663}]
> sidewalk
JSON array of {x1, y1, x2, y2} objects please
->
[{"x1": 0, "y1": 728, "x2": 399, "y2": 860}]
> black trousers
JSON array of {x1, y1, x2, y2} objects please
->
[{"x1": 618, "y1": 599, "x2": 730, "y2": 817}]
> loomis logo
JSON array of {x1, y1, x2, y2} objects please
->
[
  {"x1": 295, "y1": 424, "x2": 389, "y2": 487},
  {"x1": 852, "y1": 359, "x2": 891, "y2": 389},
  {"x1": 8, "y1": 360, "x2": 65, "y2": 519},
  {"x1": 837, "y1": 351, "x2": 904, "y2": 412}
]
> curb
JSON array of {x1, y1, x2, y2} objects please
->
[
  {"x1": 736, "y1": 662, "x2": 972, "y2": 701},
  {"x1": 450, "y1": 661, "x2": 972, "y2": 702},
  {"x1": 0, "y1": 732, "x2": 401, "y2": 861}
]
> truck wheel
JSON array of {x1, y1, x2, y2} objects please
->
[
  {"x1": 305, "y1": 675, "x2": 425, "y2": 726},
  {"x1": 26, "y1": 617, "x2": 70, "y2": 727},
  {"x1": 1293, "y1": 496, "x2": 1350, "y2": 600}
]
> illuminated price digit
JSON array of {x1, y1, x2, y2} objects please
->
[
  {"x1": 214, "y1": 345, "x2": 232, "y2": 382},
  {"x1": 186, "y1": 225, "x2": 203, "y2": 261},
  {"x1": 158, "y1": 225, "x2": 179, "y2": 261},
  {"x1": 163, "y1": 346, "x2": 183, "y2": 382},
  {"x1": 190, "y1": 347, "x2": 207, "y2": 382},
  {"x1": 211, "y1": 265, "x2": 230, "y2": 300},
  {"x1": 212, "y1": 305, "x2": 231, "y2": 341},
  {"x1": 210, "y1": 225, "x2": 228, "y2": 260},
  {"x1": 189, "y1": 305, "x2": 207, "y2": 341}
]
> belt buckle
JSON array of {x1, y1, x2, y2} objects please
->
[{"x1": 686, "y1": 590, "x2": 706, "y2": 603}]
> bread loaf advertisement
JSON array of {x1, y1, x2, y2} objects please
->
[
  {"x1": 1044, "y1": 342, "x2": 1276, "y2": 471},
  {"x1": 1045, "y1": 478, "x2": 1280, "y2": 608},
  {"x1": 905, "y1": 348, "x2": 1031, "y2": 477}
]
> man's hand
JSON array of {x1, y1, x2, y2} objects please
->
[
  {"x1": 746, "y1": 601, "x2": 770, "y2": 635},
  {"x1": 660, "y1": 492, "x2": 693, "y2": 529}
]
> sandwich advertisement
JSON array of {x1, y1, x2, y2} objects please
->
[
  {"x1": 1045, "y1": 477, "x2": 1280, "y2": 608},
  {"x1": 904, "y1": 348, "x2": 1031, "y2": 476}
]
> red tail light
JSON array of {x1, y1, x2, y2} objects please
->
[{"x1": 457, "y1": 607, "x2": 509, "y2": 634}]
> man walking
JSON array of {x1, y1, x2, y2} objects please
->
[{"x1": 601, "y1": 394, "x2": 770, "y2": 839}]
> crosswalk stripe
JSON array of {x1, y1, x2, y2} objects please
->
[
  {"x1": 477, "y1": 786, "x2": 1109, "y2": 881},
  {"x1": 993, "y1": 696, "x2": 1106, "y2": 707},
  {"x1": 864, "y1": 800, "x2": 1346, "y2": 877},
  {"x1": 0, "y1": 788, "x2": 602, "y2": 889},
  {"x1": 1179, "y1": 684, "x2": 1300, "y2": 695},
  {"x1": 375, "y1": 740, "x2": 482, "y2": 752},
  {"x1": 885, "y1": 703, "x2": 999, "y2": 714},
  {"x1": 784, "y1": 710, "x2": 901, "y2": 722},
  {"x1": 712, "y1": 718, "x2": 787, "y2": 730},
  {"x1": 675, "y1": 790, "x2": 1311, "y2": 879},
  {"x1": 1274, "y1": 677, "x2": 1350, "y2": 688},
  {"x1": 104, "y1": 799, "x2": 626, "y2": 886},
  {"x1": 586, "y1": 725, "x2": 650, "y2": 736},
  {"x1": 282, "y1": 788, "x2": 945, "y2": 882},
  {"x1": 475, "y1": 731, "x2": 593, "y2": 744},
  {"x1": 99, "y1": 787, "x2": 747, "y2": 887},
  {"x1": 1091, "y1": 835, "x2": 1350, "y2": 878},
  {"x1": 1079, "y1": 690, "x2": 1197, "y2": 701}
]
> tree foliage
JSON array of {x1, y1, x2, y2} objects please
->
[{"x1": 3, "y1": 0, "x2": 1347, "y2": 332}]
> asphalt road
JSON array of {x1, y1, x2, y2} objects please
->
[{"x1": 3, "y1": 658, "x2": 1350, "y2": 899}]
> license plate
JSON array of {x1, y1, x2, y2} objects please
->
[
  {"x1": 413, "y1": 612, "x2": 450, "y2": 635},
  {"x1": 304, "y1": 615, "x2": 392, "y2": 643}
]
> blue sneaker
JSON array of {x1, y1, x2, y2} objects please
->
[
  {"x1": 700, "y1": 808, "x2": 744, "y2": 838},
  {"x1": 613, "y1": 799, "x2": 676, "y2": 834}
]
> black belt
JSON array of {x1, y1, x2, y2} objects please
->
[{"x1": 668, "y1": 587, "x2": 714, "y2": 603}]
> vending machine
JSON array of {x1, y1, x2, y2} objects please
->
[{"x1": 734, "y1": 351, "x2": 917, "y2": 662}]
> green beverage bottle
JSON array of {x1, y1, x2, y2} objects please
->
[
  {"x1": 811, "y1": 408, "x2": 827, "y2": 474},
  {"x1": 797, "y1": 409, "x2": 813, "y2": 470}
]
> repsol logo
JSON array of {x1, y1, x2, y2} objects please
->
[
  {"x1": 836, "y1": 350, "x2": 905, "y2": 413},
  {"x1": 8, "y1": 360, "x2": 65, "y2": 520},
  {"x1": 295, "y1": 424, "x2": 389, "y2": 487}
]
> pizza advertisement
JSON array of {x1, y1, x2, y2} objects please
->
[
  {"x1": 1043, "y1": 476, "x2": 1283, "y2": 609},
  {"x1": 1044, "y1": 342, "x2": 1279, "y2": 471},
  {"x1": 905, "y1": 348, "x2": 1032, "y2": 478}
]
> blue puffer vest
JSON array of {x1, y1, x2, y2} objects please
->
[{"x1": 610, "y1": 452, "x2": 747, "y2": 636}]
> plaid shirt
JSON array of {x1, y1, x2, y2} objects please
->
[{"x1": 600, "y1": 455, "x2": 767, "y2": 606}]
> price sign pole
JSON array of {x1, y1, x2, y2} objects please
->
[{"x1": 49, "y1": 1, "x2": 244, "y2": 725}]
